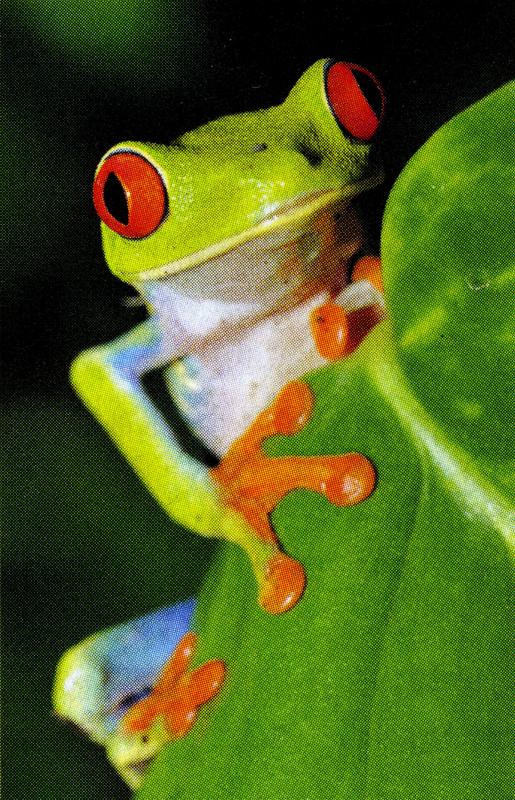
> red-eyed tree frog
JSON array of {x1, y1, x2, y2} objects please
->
[{"x1": 53, "y1": 59, "x2": 386, "y2": 788}]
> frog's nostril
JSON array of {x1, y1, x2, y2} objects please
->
[
  {"x1": 325, "y1": 61, "x2": 385, "y2": 142},
  {"x1": 93, "y1": 150, "x2": 168, "y2": 239}
]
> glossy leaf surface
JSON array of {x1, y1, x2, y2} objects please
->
[{"x1": 139, "y1": 84, "x2": 514, "y2": 799}]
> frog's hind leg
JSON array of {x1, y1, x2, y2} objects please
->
[
  {"x1": 53, "y1": 601, "x2": 227, "y2": 789},
  {"x1": 211, "y1": 381, "x2": 376, "y2": 615},
  {"x1": 52, "y1": 600, "x2": 197, "y2": 742}
]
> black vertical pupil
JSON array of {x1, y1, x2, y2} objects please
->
[
  {"x1": 353, "y1": 72, "x2": 383, "y2": 118},
  {"x1": 104, "y1": 171, "x2": 129, "y2": 225}
]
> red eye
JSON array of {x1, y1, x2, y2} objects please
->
[
  {"x1": 325, "y1": 61, "x2": 385, "y2": 142},
  {"x1": 92, "y1": 151, "x2": 168, "y2": 239}
]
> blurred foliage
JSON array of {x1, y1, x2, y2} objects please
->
[{"x1": 9, "y1": 0, "x2": 209, "y2": 85}]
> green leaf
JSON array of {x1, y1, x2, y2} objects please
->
[{"x1": 138, "y1": 84, "x2": 514, "y2": 799}]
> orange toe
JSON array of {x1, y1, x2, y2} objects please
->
[
  {"x1": 310, "y1": 302, "x2": 349, "y2": 361},
  {"x1": 154, "y1": 631, "x2": 197, "y2": 691},
  {"x1": 351, "y1": 255, "x2": 384, "y2": 293},
  {"x1": 272, "y1": 381, "x2": 314, "y2": 436},
  {"x1": 258, "y1": 553, "x2": 306, "y2": 615},
  {"x1": 324, "y1": 454, "x2": 376, "y2": 506},
  {"x1": 165, "y1": 704, "x2": 197, "y2": 738},
  {"x1": 186, "y1": 660, "x2": 227, "y2": 706}
]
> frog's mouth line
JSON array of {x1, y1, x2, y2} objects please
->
[{"x1": 121, "y1": 170, "x2": 382, "y2": 282}]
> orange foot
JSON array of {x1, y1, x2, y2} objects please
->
[
  {"x1": 122, "y1": 632, "x2": 225, "y2": 739},
  {"x1": 211, "y1": 381, "x2": 376, "y2": 616},
  {"x1": 310, "y1": 255, "x2": 385, "y2": 360}
]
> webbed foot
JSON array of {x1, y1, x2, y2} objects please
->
[
  {"x1": 211, "y1": 380, "x2": 376, "y2": 615},
  {"x1": 122, "y1": 631, "x2": 226, "y2": 739}
]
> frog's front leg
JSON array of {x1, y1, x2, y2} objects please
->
[
  {"x1": 310, "y1": 255, "x2": 386, "y2": 360},
  {"x1": 211, "y1": 258, "x2": 384, "y2": 613},
  {"x1": 212, "y1": 382, "x2": 376, "y2": 613},
  {"x1": 71, "y1": 317, "x2": 300, "y2": 613},
  {"x1": 53, "y1": 601, "x2": 226, "y2": 790}
]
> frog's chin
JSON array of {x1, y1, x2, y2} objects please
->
[{"x1": 122, "y1": 171, "x2": 382, "y2": 284}]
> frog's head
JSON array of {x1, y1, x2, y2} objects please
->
[{"x1": 93, "y1": 59, "x2": 384, "y2": 305}]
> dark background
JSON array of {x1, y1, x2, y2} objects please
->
[{"x1": 2, "y1": 1, "x2": 513, "y2": 796}]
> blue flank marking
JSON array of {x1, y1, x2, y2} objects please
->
[
  {"x1": 89, "y1": 599, "x2": 196, "y2": 731},
  {"x1": 106, "y1": 322, "x2": 163, "y2": 376},
  {"x1": 108, "y1": 340, "x2": 159, "y2": 375}
]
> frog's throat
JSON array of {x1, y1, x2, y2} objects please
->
[{"x1": 117, "y1": 171, "x2": 383, "y2": 282}]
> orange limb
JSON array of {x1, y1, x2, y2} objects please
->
[
  {"x1": 310, "y1": 255, "x2": 384, "y2": 361},
  {"x1": 351, "y1": 255, "x2": 384, "y2": 293},
  {"x1": 122, "y1": 632, "x2": 226, "y2": 739},
  {"x1": 211, "y1": 380, "x2": 376, "y2": 615}
]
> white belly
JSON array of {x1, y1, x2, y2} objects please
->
[{"x1": 164, "y1": 293, "x2": 328, "y2": 457}]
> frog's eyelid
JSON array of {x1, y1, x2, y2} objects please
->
[{"x1": 251, "y1": 143, "x2": 268, "y2": 153}]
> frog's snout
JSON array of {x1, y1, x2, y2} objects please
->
[
  {"x1": 324, "y1": 61, "x2": 385, "y2": 141},
  {"x1": 93, "y1": 150, "x2": 168, "y2": 240}
]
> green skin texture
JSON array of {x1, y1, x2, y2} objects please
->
[{"x1": 134, "y1": 85, "x2": 514, "y2": 798}]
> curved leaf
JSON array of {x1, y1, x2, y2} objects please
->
[{"x1": 138, "y1": 84, "x2": 514, "y2": 799}]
